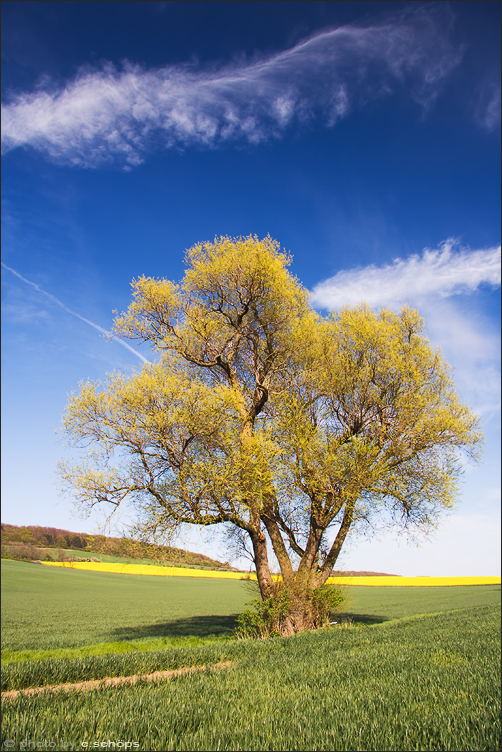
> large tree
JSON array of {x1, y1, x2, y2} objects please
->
[{"x1": 59, "y1": 236, "x2": 482, "y2": 633}]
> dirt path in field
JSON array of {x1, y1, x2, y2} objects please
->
[{"x1": 1, "y1": 661, "x2": 232, "y2": 700}]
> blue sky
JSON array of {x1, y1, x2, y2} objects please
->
[{"x1": 2, "y1": 1, "x2": 500, "y2": 575}]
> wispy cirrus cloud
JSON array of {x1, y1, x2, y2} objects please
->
[
  {"x1": 1, "y1": 5, "x2": 462, "y2": 168},
  {"x1": 474, "y1": 80, "x2": 501, "y2": 132},
  {"x1": 310, "y1": 240, "x2": 501, "y2": 309}
]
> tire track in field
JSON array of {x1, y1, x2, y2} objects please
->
[{"x1": 1, "y1": 661, "x2": 232, "y2": 700}]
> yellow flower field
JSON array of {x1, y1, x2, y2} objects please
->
[
  {"x1": 40, "y1": 562, "x2": 500, "y2": 586},
  {"x1": 42, "y1": 561, "x2": 247, "y2": 579},
  {"x1": 325, "y1": 576, "x2": 501, "y2": 586}
]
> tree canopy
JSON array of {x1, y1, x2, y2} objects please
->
[{"x1": 59, "y1": 235, "x2": 482, "y2": 632}]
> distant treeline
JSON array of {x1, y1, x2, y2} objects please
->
[
  {"x1": 0, "y1": 524, "x2": 235, "y2": 570},
  {"x1": 1, "y1": 524, "x2": 398, "y2": 576},
  {"x1": 330, "y1": 571, "x2": 399, "y2": 577}
]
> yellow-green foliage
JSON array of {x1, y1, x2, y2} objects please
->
[{"x1": 58, "y1": 236, "x2": 482, "y2": 628}]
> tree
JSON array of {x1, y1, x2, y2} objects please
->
[{"x1": 58, "y1": 235, "x2": 482, "y2": 633}]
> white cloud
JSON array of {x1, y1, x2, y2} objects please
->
[
  {"x1": 1, "y1": 5, "x2": 462, "y2": 167},
  {"x1": 420, "y1": 298, "x2": 500, "y2": 418},
  {"x1": 310, "y1": 240, "x2": 501, "y2": 417},
  {"x1": 474, "y1": 80, "x2": 501, "y2": 132},
  {"x1": 310, "y1": 240, "x2": 501, "y2": 309},
  {"x1": 1, "y1": 300, "x2": 50, "y2": 324}
]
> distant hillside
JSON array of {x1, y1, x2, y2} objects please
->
[
  {"x1": 1, "y1": 523, "x2": 236, "y2": 570},
  {"x1": 1, "y1": 524, "x2": 398, "y2": 576}
]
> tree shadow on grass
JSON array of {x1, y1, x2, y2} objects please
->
[
  {"x1": 336, "y1": 611, "x2": 391, "y2": 625},
  {"x1": 109, "y1": 614, "x2": 240, "y2": 642},
  {"x1": 108, "y1": 611, "x2": 390, "y2": 643}
]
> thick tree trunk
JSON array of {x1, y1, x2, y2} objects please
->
[
  {"x1": 316, "y1": 500, "x2": 355, "y2": 587},
  {"x1": 261, "y1": 509, "x2": 294, "y2": 585},
  {"x1": 279, "y1": 583, "x2": 332, "y2": 635},
  {"x1": 248, "y1": 503, "x2": 353, "y2": 635},
  {"x1": 281, "y1": 596, "x2": 314, "y2": 635},
  {"x1": 249, "y1": 528, "x2": 275, "y2": 599},
  {"x1": 297, "y1": 524, "x2": 323, "y2": 582}
]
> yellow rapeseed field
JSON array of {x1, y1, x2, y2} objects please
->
[
  {"x1": 42, "y1": 561, "x2": 247, "y2": 580},
  {"x1": 40, "y1": 562, "x2": 500, "y2": 586},
  {"x1": 325, "y1": 575, "x2": 501, "y2": 586}
]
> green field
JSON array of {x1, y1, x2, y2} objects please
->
[
  {"x1": 2, "y1": 605, "x2": 500, "y2": 751},
  {"x1": 1, "y1": 560, "x2": 500, "y2": 751},
  {"x1": 2, "y1": 560, "x2": 500, "y2": 655},
  {"x1": 1, "y1": 560, "x2": 252, "y2": 653}
]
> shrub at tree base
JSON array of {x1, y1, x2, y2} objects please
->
[{"x1": 237, "y1": 584, "x2": 346, "y2": 638}]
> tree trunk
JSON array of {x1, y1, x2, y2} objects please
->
[
  {"x1": 316, "y1": 500, "x2": 355, "y2": 587},
  {"x1": 279, "y1": 586, "x2": 331, "y2": 635},
  {"x1": 261, "y1": 509, "x2": 294, "y2": 585},
  {"x1": 249, "y1": 528, "x2": 275, "y2": 599}
]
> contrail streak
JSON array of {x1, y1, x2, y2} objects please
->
[{"x1": 1, "y1": 262, "x2": 150, "y2": 365}]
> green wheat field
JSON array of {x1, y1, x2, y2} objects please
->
[{"x1": 1, "y1": 560, "x2": 500, "y2": 751}]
